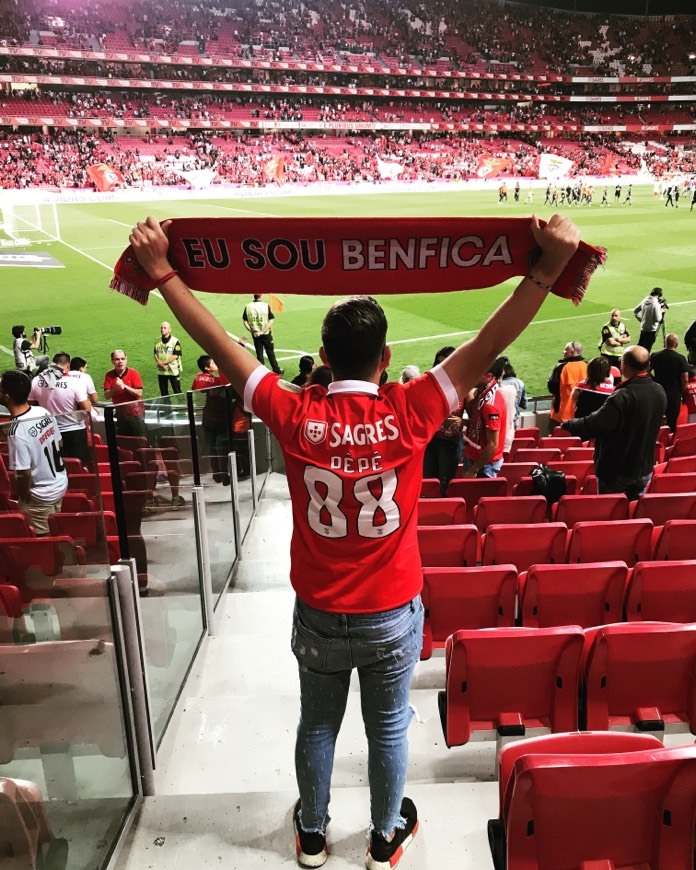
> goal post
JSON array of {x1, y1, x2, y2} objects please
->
[{"x1": 0, "y1": 199, "x2": 61, "y2": 245}]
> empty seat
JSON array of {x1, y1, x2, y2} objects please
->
[
  {"x1": 647, "y1": 472, "x2": 696, "y2": 493},
  {"x1": 420, "y1": 478, "x2": 442, "y2": 499},
  {"x1": 48, "y1": 512, "x2": 120, "y2": 564},
  {"x1": 562, "y1": 446, "x2": 595, "y2": 461},
  {"x1": 417, "y1": 497, "x2": 467, "y2": 526},
  {"x1": 665, "y1": 455, "x2": 696, "y2": 474},
  {"x1": 421, "y1": 565, "x2": 517, "y2": 658},
  {"x1": 507, "y1": 438, "x2": 537, "y2": 461},
  {"x1": 417, "y1": 525, "x2": 478, "y2": 567},
  {"x1": 115, "y1": 435, "x2": 149, "y2": 454},
  {"x1": 492, "y1": 463, "x2": 535, "y2": 493},
  {"x1": 444, "y1": 478, "x2": 508, "y2": 522},
  {"x1": 60, "y1": 492, "x2": 95, "y2": 512},
  {"x1": 513, "y1": 474, "x2": 578, "y2": 497},
  {"x1": 672, "y1": 421, "x2": 696, "y2": 443},
  {"x1": 583, "y1": 621, "x2": 696, "y2": 733},
  {"x1": 62, "y1": 456, "x2": 87, "y2": 476},
  {"x1": 66, "y1": 473, "x2": 99, "y2": 496},
  {"x1": 513, "y1": 427, "x2": 540, "y2": 445},
  {"x1": 0, "y1": 537, "x2": 86, "y2": 603},
  {"x1": 134, "y1": 447, "x2": 178, "y2": 470},
  {"x1": 626, "y1": 560, "x2": 696, "y2": 622},
  {"x1": 520, "y1": 561, "x2": 628, "y2": 628},
  {"x1": 652, "y1": 519, "x2": 696, "y2": 560},
  {"x1": 473, "y1": 496, "x2": 547, "y2": 532},
  {"x1": 510, "y1": 448, "x2": 562, "y2": 465},
  {"x1": 440, "y1": 626, "x2": 584, "y2": 746},
  {"x1": 0, "y1": 512, "x2": 36, "y2": 538},
  {"x1": 551, "y1": 493, "x2": 628, "y2": 525},
  {"x1": 632, "y1": 492, "x2": 696, "y2": 525},
  {"x1": 567, "y1": 519, "x2": 652, "y2": 567},
  {"x1": 548, "y1": 459, "x2": 594, "y2": 486},
  {"x1": 665, "y1": 434, "x2": 696, "y2": 460},
  {"x1": 539, "y1": 436, "x2": 583, "y2": 454},
  {"x1": 496, "y1": 744, "x2": 696, "y2": 870},
  {"x1": 482, "y1": 522, "x2": 567, "y2": 572}
]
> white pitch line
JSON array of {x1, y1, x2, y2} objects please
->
[
  {"x1": 205, "y1": 203, "x2": 280, "y2": 217},
  {"x1": 106, "y1": 219, "x2": 135, "y2": 228},
  {"x1": 0, "y1": 343, "x2": 13, "y2": 358}
]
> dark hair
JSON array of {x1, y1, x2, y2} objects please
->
[
  {"x1": 585, "y1": 356, "x2": 610, "y2": 389},
  {"x1": 70, "y1": 356, "x2": 87, "y2": 371},
  {"x1": 197, "y1": 354, "x2": 213, "y2": 372},
  {"x1": 379, "y1": 369, "x2": 388, "y2": 386},
  {"x1": 298, "y1": 355, "x2": 315, "y2": 374},
  {"x1": 11, "y1": 325, "x2": 25, "y2": 339},
  {"x1": 502, "y1": 359, "x2": 517, "y2": 379},
  {"x1": 308, "y1": 364, "x2": 332, "y2": 388},
  {"x1": 321, "y1": 296, "x2": 387, "y2": 380},
  {"x1": 650, "y1": 287, "x2": 663, "y2": 297},
  {"x1": 432, "y1": 346, "x2": 455, "y2": 367},
  {"x1": 52, "y1": 352, "x2": 70, "y2": 367},
  {"x1": 0, "y1": 370, "x2": 32, "y2": 404},
  {"x1": 489, "y1": 357, "x2": 507, "y2": 380}
]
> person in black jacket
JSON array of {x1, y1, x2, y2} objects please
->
[
  {"x1": 560, "y1": 346, "x2": 666, "y2": 500},
  {"x1": 684, "y1": 320, "x2": 696, "y2": 366}
]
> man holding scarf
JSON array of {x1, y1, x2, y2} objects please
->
[
  {"x1": 462, "y1": 370, "x2": 507, "y2": 478},
  {"x1": 123, "y1": 213, "x2": 583, "y2": 870}
]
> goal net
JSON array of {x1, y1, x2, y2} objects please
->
[{"x1": 0, "y1": 201, "x2": 61, "y2": 245}]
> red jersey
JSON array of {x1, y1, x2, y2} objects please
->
[
  {"x1": 464, "y1": 387, "x2": 506, "y2": 463},
  {"x1": 247, "y1": 367, "x2": 456, "y2": 613},
  {"x1": 684, "y1": 380, "x2": 696, "y2": 415},
  {"x1": 103, "y1": 368, "x2": 144, "y2": 418},
  {"x1": 191, "y1": 371, "x2": 229, "y2": 391}
]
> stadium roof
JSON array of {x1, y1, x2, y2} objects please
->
[{"x1": 525, "y1": 0, "x2": 694, "y2": 13}]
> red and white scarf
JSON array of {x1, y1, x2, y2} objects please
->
[
  {"x1": 463, "y1": 377, "x2": 499, "y2": 454},
  {"x1": 111, "y1": 215, "x2": 606, "y2": 305}
]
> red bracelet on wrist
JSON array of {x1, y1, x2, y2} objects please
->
[{"x1": 155, "y1": 269, "x2": 178, "y2": 286}]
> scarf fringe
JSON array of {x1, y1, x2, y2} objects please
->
[
  {"x1": 109, "y1": 276, "x2": 151, "y2": 306},
  {"x1": 567, "y1": 245, "x2": 608, "y2": 307}
]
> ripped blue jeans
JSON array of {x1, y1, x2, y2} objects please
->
[{"x1": 292, "y1": 594, "x2": 423, "y2": 837}]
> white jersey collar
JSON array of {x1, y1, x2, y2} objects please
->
[{"x1": 328, "y1": 380, "x2": 379, "y2": 396}]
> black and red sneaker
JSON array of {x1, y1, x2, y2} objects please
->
[
  {"x1": 293, "y1": 799, "x2": 328, "y2": 868},
  {"x1": 365, "y1": 798, "x2": 419, "y2": 870}
]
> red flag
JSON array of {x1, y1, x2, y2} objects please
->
[
  {"x1": 474, "y1": 155, "x2": 513, "y2": 179},
  {"x1": 86, "y1": 163, "x2": 126, "y2": 192},
  {"x1": 264, "y1": 157, "x2": 285, "y2": 186}
]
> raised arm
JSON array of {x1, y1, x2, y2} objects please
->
[
  {"x1": 129, "y1": 217, "x2": 262, "y2": 397},
  {"x1": 441, "y1": 214, "x2": 580, "y2": 400}
]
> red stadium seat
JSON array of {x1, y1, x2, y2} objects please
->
[
  {"x1": 417, "y1": 497, "x2": 467, "y2": 526},
  {"x1": 647, "y1": 472, "x2": 696, "y2": 493},
  {"x1": 416, "y1": 525, "x2": 478, "y2": 567},
  {"x1": 581, "y1": 474, "x2": 598, "y2": 494},
  {"x1": 0, "y1": 777, "x2": 62, "y2": 870},
  {"x1": 665, "y1": 455, "x2": 696, "y2": 474},
  {"x1": 62, "y1": 456, "x2": 87, "y2": 476},
  {"x1": 421, "y1": 565, "x2": 517, "y2": 659},
  {"x1": 513, "y1": 474, "x2": 578, "y2": 497},
  {"x1": 497, "y1": 744, "x2": 696, "y2": 870},
  {"x1": 420, "y1": 478, "x2": 442, "y2": 499},
  {"x1": 0, "y1": 512, "x2": 36, "y2": 538},
  {"x1": 159, "y1": 435, "x2": 190, "y2": 457},
  {"x1": 48, "y1": 512, "x2": 120, "y2": 564},
  {"x1": 440, "y1": 626, "x2": 584, "y2": 746},
  {"x1": 519, "y1": 561, "x2": 628, "y2": 628},
  {"x1": 583, "y1": 622, "x2": 696, "y2": 734},
  {"x1": 652, "y1": 519, "x2": 696, "y2": 561},
  {"x1": 134, "y1": 447, "x2": 178, "y2": 470},
  {"x1": 492, "y1": 462, "x2": 535, "y2": 493},
  {"x1": 60, "y1": 492, "x2": 95, "y2": 513},
  {"x1": 115, "y1": 435, "x2": 149, "y2": 455},
  {"x1": 539, "y1": 436, "x2": 582, "y2": 454},
  {"x1": 551, "y1": 493, "x2": 628, "y2": 525},
  {"x1": 631, "y1": 492, "x2": 696, "y2": 525},
  {"x1": 507, "y1": 439, "x2": 537, "y2": 462},
  {"x1": 510, "y1": 448, "x2": 562, "y2": 465},
  {"x1": 547, "y1": 459, "x2": 594, "y2": 486},
  {"x1": 473, "y1": 496, "x2": 547, "y2": 532},
  {"x1": 665, "y1": 434, "x2": 696, "y2": 460},
  {"x1": 625, "y1": 560, "x2": 696, "y2": 623},
  {"x1": 562, "y1": 446, "x2": 595, "y2": 461},
  {"x1": 66, "y1": 473, "x2": 99, "y2": 496},
  {"x1": 0, "y1": 537, "x2": 86, "y2": 603},
  {"x1": 513, "y1": 427, "x2": 540, "y2": 445},
  {"x1": 672, "y1": 421, "x2": 696, "y2": 444},
  {"x1": 566, "y1": 519, "x2": 652, "y2": 567},
  {"x1": 444, "y1": 478, "x2": 508, "y2": 522},
  {"x1": 481, "y1": 522, "x2": 567, "y2": 572}
]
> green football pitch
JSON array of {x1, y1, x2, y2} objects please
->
[{"x1": 2, "y1": 185, "x2": 694, "y2": 398}]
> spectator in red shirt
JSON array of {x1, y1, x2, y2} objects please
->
[
  {"x1": 103, "y1": 349, "x2": 146, "y2": 438},
  {"x1": 462, "y1": 370, "x2": 507, "y2": 478},
  {"x1": 683, "y1": 366, "x2": 696, "y2": 424}
]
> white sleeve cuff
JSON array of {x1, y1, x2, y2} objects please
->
[
  {"x1": 430, "y1": 365, "x2": 460, "y2": 413},
  {"x1": 243, "y1": 366, "x2": 272, "y2": 414}
]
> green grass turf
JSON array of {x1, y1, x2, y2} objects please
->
[{"x1": 2, "y1": 185, "x2": 694, "y2": 399}]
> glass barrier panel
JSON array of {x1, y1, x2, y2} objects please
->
[
  {"x1": 187, "y1": 387, "x2": 238, "y2": 604},
  {"x1": 0, "y1": 412, "x2": 136, "y2": 870},
  {"x1": 103, "y1": 395, "x2": 205, "y2": 742}
]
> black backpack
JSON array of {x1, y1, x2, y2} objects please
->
[{"x1": 530, "y1": 464, "x2": 567, "y2": 506}]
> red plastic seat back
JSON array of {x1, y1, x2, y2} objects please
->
[
  {"x1": 493, "y1": 462, "x2": 535, "y2": 493},
  {"x1": 520, "y1": 561, "x2": 628, "y2": 629},
  {"x1": 505, "y1": 747, "x2": 696, "y2": 870},
  {"x1": 417, "y1": 497, "x2": 467, "y2": 526},
  {"x1": 567, "y1": 519, "x2": 652, "y2": 567},
  {"x1": 539, "y1": 436, "x2": 583, "y2": 454},
  {"x1": 665, "y1": 455, "x2": 696, "y2": 474},
  {"x1": 514, "y1": 427, "x2": 540, "y2": 445},
  {"x1": 647, "y1": 473, "x2": 696, "y2": 493},
  {"x1": 0, "y1": 513, "x2": 36, "y2": 538},
  {"x1": 445, "y1": 478, "x2": 508, "y2": 521},
  {"x1": 652, "y1": 520, "x2": 696, "y2": 561},
  {"x1": 442, "y1": 626, "x2": 584, "y2": 746},
  {"x1": 512, "y1": 448, "x2": 562, "y2": 465},
  {"x1": 473, "y1": 496, "x2": 547, "y2": 532},
  {"x1": 584, "y1": 622, "x2": 696, "y2": 732},
  {"x1": 417, "y1": 525, "x2": 478, "y2": 567},
  {"x1": 482, "y1": 522, "x2": 567, "y2": 572},
  {"x1": 632, "y1": 493, "x2": 696, "y2": 525},
  {"x1": 552, "y1": 494, "x2": 628, "y2": 525},
  {"x1": 548, "y1": 459, "x2": 594, "y2": 485},
  {"x1": 626, "y1": 560, "x2": 696, "y2": 623},
  {"x1": 422, "y1": 566, "x2": 516, "y2": 657}
]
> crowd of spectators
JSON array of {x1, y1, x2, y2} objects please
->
[
  {"x1": 1, "y1": 126, "x2": 694, "y2": 191},
  {"x1": 1, "y1": 0, "x2": 694, "y2": 79}
]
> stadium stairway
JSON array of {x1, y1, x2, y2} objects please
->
[{"x1": 114, "y1": 471, "x2": 501, "y2": 869}]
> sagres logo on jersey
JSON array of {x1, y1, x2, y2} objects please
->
[{"x1": 304, "y1": 419, "x2": 328, "y2": 445}]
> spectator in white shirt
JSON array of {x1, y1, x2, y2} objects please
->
[
  {"x1": 29, "y1": 352, "x2": 91, "y2": 464},
  {"x1": 68, "y1": 356, "x2": 99, "y2": 405}
]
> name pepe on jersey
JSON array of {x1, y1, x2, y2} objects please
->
[
  {"x1": 179, "y1": 233, "x2": 513, "y2": 275},
  {"x1": 304, "y1": 415, "x2": 400, "y2": 475}
]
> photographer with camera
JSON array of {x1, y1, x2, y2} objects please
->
[
  {"x1": 633, "y1": 287, "x2": 667, "y2": 353},
  {"x1": 11, "y1": 325, "x2": 50, "y2": 376}
]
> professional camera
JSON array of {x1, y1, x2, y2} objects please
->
[
  {"x1": 657, "y1": 296, "x2": 669, "y2": 311},
  {"x1": 34, "y1": 326, "x2": 63, "y2": 335}
]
